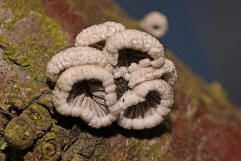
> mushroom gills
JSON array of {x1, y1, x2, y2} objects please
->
[
  {"x1": 117, "y1": 48, "x2": 154, "y2": 68},
  {"x1": 114, "y1": 77, "x2": 131, "y2": 99},
  {"x1": 123, "y1": 90, "x2": 161, "y2": 119},
  {"x1": 66, "y1": 80, "x2": 109, "y2": 118},
  {"x1": 89, "y1": 41, "x2": 106, "y2": 50}
]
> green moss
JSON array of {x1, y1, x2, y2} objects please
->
[
  {"x1": 44, "y1": 132, "x2": 57, "y2": 141},
  {"x1": 4, "y1": 117, "x2": 36, "y2": 149},
  {"x1": 0, "y1": 138, "x2": 7, "y2": 151},
  {"x1": 77, "y1": 132, "x2": 104, "y2": 157},
  {"x1": 0, "y1": 0, "x2": 68, "y2": 109},
  {"x1": 6, "y1": 121, "x2": 29, "y2": 141},
  {"x1": 0, "y1": 35, "x2": 18, "y2": 64},
  {"x1": 21, "y1": 104, "x2": 52, "y2": 132},
  {"x1": 92, "y1": 146, "x2": 107, "y2": 161},
  {"x1": 26, "y1": 125, "x2": 67, "y2": 161},
  {"x1": 63, "y1": 131, "x2": 107, "y2": 161},
  {"x1": 2, "y1": 0, "x2": 42, "y2": 20},
  {"x1": 50, "y1": 125, "x2": 68, "y2": 143},
  {"x1": 34, "y1": 132, "x2": 62, "y2": 160},
  {"x1": 144, "y1": 134, "x2": 174, "y2": 161},
  {"x1": 126, "y1": 138, "x2": 145, "y2": 160},
  {"x1": 208, "y1": 82, "x2": 232, "y2": 107},
  {"x1": 36, "y1": 92, "x2": 54, "y2": 112},
  {"x1": 0, "y1": 72, "x2": 43, "y2": 109},
  {"x1": 71, "y1": 154, "x2": 84, "y2": 161}
]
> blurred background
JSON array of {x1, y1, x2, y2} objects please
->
[{"x1": 115, "y1": 0, "x2": 241, "y2": 107}]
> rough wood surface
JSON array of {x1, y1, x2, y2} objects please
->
[{"x1": 0, "y1": 0, "x2": 240, "y2": 160}]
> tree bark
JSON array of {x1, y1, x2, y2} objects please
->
[{"x1": 0, "y1": 0, "x2": 240, "y2": 160}]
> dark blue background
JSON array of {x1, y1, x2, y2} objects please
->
[{"x1": 115, "y1": 0, "x2": 241, "y2": 106}]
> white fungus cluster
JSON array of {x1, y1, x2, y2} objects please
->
[
  {"x1": 75, "y1": 22, "x2": 125, "y2": 50},
  {"x1": 140, "y1": 11, "x2": 169, "y2": 38},
  {"x1": 46, "y1": 21, "x2": 177, "y2": 129}
]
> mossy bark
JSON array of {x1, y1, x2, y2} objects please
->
[{"x1": 0, "y1": 0, "x2": 240, "y2": 161}]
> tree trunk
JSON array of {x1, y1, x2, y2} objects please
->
[{"x1": 0, "y1": 0, "x2": 240, "y2": 160}]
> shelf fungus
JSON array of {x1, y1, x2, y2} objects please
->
[
  {"x1": 104, "y1": 29, "x2": 165, "y2": 68},
  {"x1": 116, "y1": 80, "x2": 173, "y2": 130},
  {"x1": 46, "y1": 47, "x2": 110, "y2": 82},
  {"x1": 47, "y1": 21, "x2": 177, "y2": 129},
  {"x1": 125, "y1": 58, "x2": 178, "y2": 88},
  {"x1": 104, "y1": 29, "x2": 167, "y2": 98},
  {"x1": 75, "y1": 21, "x2": 125, "y2": 50},
  {"x1": 52, "y1": 65, "x2": 117, "y2": 128},
  {"x1": 140, "y1": 11, "x2": 168, "y2": 38}
]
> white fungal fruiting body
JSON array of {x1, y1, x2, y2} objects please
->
[
  {"x1": 160, "y1": 59, "x2": 178, "y2": 86},
  {"x1": 47, "y1": 21, "x2": 177, "y2": 129},
  {"x1": 113, "y1": 66, "x2": 128, "y2": 79},
  {"x1": 140, "y1": 11, "x2": 168, "y2": 38},
  {"x1": 104, "y1": 29, "x2": 165, "y2": 67},
  {"x1": 53, "y1": 65, "x2": 117, "y2": 128},
  {"x1": 117, "y1": 80, "x2": 173, "y2": 130},
  {"x1": 75, "y1": 21, "x2": 125, "y2": 47},
  {"x1": 46, "y1": 47, "x2": 110, "y2": 82},
  {"x1": 125, "y1": 58, "x2": 178, "y2": 88},
  {"x1": 109, "y1": 91, "x2": 139, "y2": 116}
]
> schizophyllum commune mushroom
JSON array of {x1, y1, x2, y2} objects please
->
[
  {"x1": 117, "y1": 80, "x2": 173, "y2": 130},
  {"x1": 46, "y1": 21, "x2": 177, "y2": 129},
  {"x1": 140, "y1": 11, "x2": 169, "y2": 38},
  {"x1": 75, "y1": 21, "x2": 125, "y2": 50}
]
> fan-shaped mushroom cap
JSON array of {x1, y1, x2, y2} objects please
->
[
  {"x1": 159, "y1": 58, "x2": 177, "y2": 86},
  {"x1": 75, "y1": 21, "x2": 126, "y2": 50},
  {"x1": 104, "y1": 29, "x2": 165, "y2": 67},
  {"x1": 116, "y1": 80, "x2": 173, "y2": 130},
  {"x1": 53, "y1": 65, "x2": 117, "y2": 128},
  {"x1": 140, "y1": 11, "x2": 168, "y2": 38},
  {"x1": 125, "y1": 58, "x2": 177, "y2": 88},
  {"x1": 46, "y1": 47, "x2": 111, "y2": 82}
]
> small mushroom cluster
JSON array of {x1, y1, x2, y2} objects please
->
[{"x1": 46, "y1": 21, "x2": 177, "y2": 129}]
